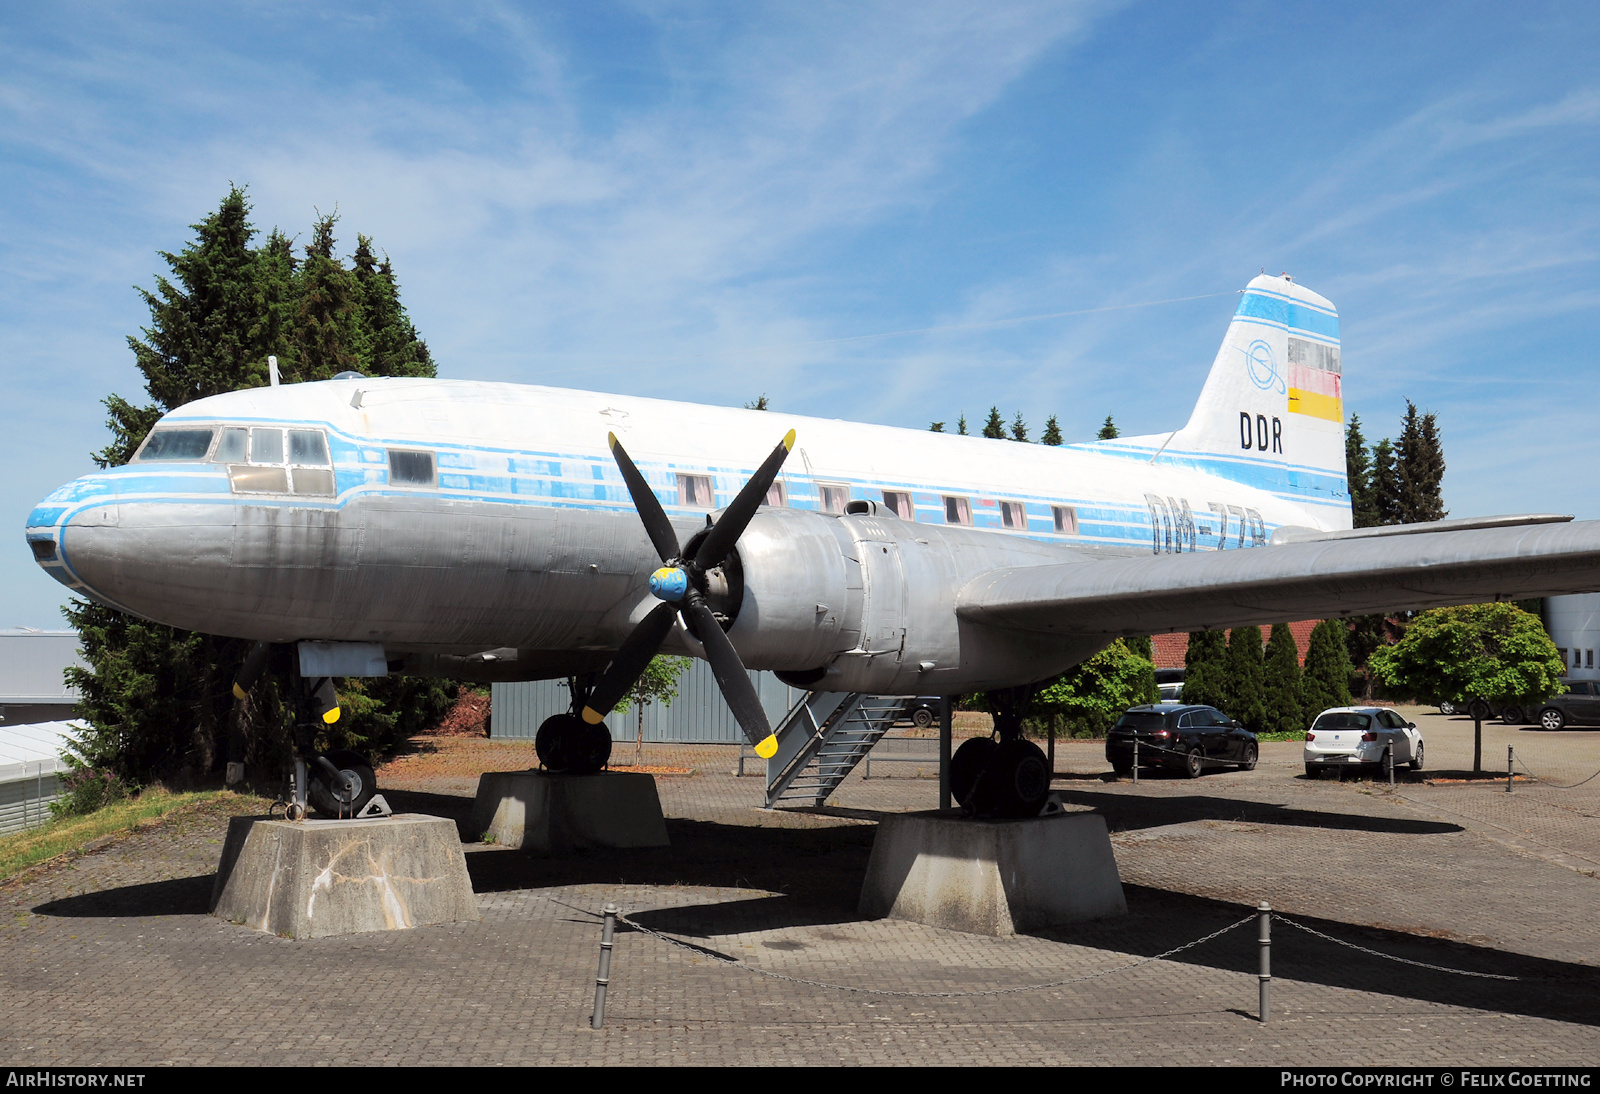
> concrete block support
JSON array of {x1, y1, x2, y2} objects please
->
[
  {"x1": 210, "y1": 814, "x2": 479, "y2": 939},
  {"x1": 470, "y1": 771, "x2": 670, "y2": 853},
  {"x1": 858, "y1": 810, "x2": 1126, "y2": 936}
]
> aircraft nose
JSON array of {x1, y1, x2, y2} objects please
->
[{"x1": 25, "y1": 473, "x2": 123, "y2": 599}]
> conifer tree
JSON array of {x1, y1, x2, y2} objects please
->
[
  {"x1": 1009, "y1": 411, "x2": 1029, "y2": 442},
  {"x1": 956, "y1": 414, "x2": 968, "y2": 436},
  {"x1": 1097, "y1": 415, "x2": 1118, "y2": 440},
  {"x1": 1262, "y1": 623, "x2": 1305, "y2": 734},
  {"x1": 982, "y1": 406, "x2": 1007, "y2": 439},
  {"x1": 1180, "y1": 630, "x2": 1228, "y2": 709},
  {"x1": 1224, "y1": 626, "x2": 1268, "y2": 732},
  {"x1": 928, "y1": 421, "x2": 944, "y2": 432},
  {"x1": 1301, "y1": 619, "x2": 1354, "y2": 715},
  {"x1": 1370, "y1": 437, "x2": 1400, "y2": 527},
  {"x1": 1394, "y1": 400, "x2": 1446, "y2": 523},
  {"x1": 1041, "y1": 415, "x2": 1062, "y2": 445},
  {"x1": 1345, "y1": 414, "x2": 1378, "y2": 529}
]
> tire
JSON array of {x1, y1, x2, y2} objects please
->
[
  {"x1": 987, "y1": 738, "x2": 1051, "y2": 818},
  {"x1": 1541, "y1": 708, "x2": 1567, "y2": 731},
  {"x1": 949, "y1": 737, "x2": 997, "y2": 809},
  {"x1": 1409, "y1": 740, "x2": 1424, "y2": 771},
  {"x1": 911, "y1": 707, "x2": 935, "y2": 730},
  {"x1": 1304, "y1": 763, "x2": 1321, "y2": 779},
  {"x1": 1183, "y1": 747, "x2": 1204, "y2": 779},
  {"x1": 1439, "y1": 701, "x2": 1457, "y2": 716},
  {"x1": 536, "y1": 712, "x2": 611, "y2": 774},
  {"x1": 1501, "y1": 706, "x2": 1525, "y2": 726},
  {"x1": 1467, "y1": 700, "x2": 1491, "y2": 722},
  {"x1": 1112, "y1": 761, "x2": 1133, "y2": 777},
  {"x1": 1240, "y1": 744, "x2": 1258, "y2": 772},
  {"x1": 307, "y1": 750, "x2": 377, "y2": 818}
]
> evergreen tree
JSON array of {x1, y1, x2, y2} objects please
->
[
  {"x1": 1097, "y1": 415, "x2": 1118, "y2": 440},
  {"x1": 1301, "y1": 619, "x2": 1354, "y2": 716},
  {"x1": 1345, "y1": 414, "x2": 1378, "y2": 529},
  {"x1": 1394, "y1": 400, "x2": 1446, "y2": 523},
  {"x1": 69, "y1": 187, "x2": 452, "y2": 787},
  {"x1": 1009, "y1": 411, "x2": 1029, "y2": 442},
  {"x1": 1224, "y1": 626, "x2": 1268, "y2": 732},
  {"x1": 982, "y1": 406, "x2": 1007, "y2": 439},
  {"x1": 1180, "y1": 630, "x2": 1228, "y2": 709},
  {"x1": 1041, "y1": 415, "x2": 1062, "y2": 446},
  {"x1": 1370, "y1": 437, "x2": 1400, "y2": 526},
  {"x1": 744, "y1": 395, "x2": 769, "y2": 410},
  {"x1": 956, "y1": 414, "x2": 968, "y2": 436},
  {"x1": 928, "y1": 421, "x2": 945, "y2": 432},
  {"x1": 1262, "y1": 623, "x2": 1305, "y2": 735}
]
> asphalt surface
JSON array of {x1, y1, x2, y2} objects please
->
[{"x1": 2, "y1": 706, "x2": 1598, "y2": 1066}]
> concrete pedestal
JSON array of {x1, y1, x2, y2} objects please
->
[
  {"x1": 210, "y1": 814, "x2": 479, "y2": 939},
  {"x1": 470, "y1": 770, "x2": 670, "y2": 853},
  {"x1": 858, "y1": 810, "x2": 1126, "y2": 936}
]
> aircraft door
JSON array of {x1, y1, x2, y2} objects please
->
[{"x1": 856, "y1": 533, "x2": 907, "y2": 660}]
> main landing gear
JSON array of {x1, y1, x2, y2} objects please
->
[
  {"x1": 534, "y1": 675, "x2": 613, "y2": 776},
  {"x1": 948, "y1": 685, "x2": 1052, "y2": 819}
]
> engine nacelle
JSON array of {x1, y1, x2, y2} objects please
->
[{"x1": 727, "y1": 505, "x2": 1108, "y2": 695}]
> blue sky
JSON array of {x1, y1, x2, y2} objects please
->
[{"x1": 3, "y1": 1, "x2": 1598, "y2": 627}]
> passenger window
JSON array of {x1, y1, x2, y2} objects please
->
[
  {"x1": 213, "y1": 428, "x2": 247, "y2": 463},
  {"x1": 389, "y1": 450, "x2": 435, "y2": 486},
  {"x1": 288, "y1": 430, "x2": 330, "y2": 466},
  {"x1": 818, "y1": 484, "x2": 850, "y2": 514},
  {"x1": 1052, "y1": 505, "x2": 1078, "y2": 534},
  {"x1": 765, "y1": 480, "x2": 787, "y2": 507},
  {"x1": 251, "y1": 428, "x2": 284, "y2": 465},
  {"x1": 1000, "y1": 501, "x2": 1027, "y2": 530},
  {"x1": 677, "y1": 474, "x2": 713, "y2": 508},
  {"x1": 944, "y1": 496, "x2": 972, "y2": 525},
  {"x1": 882, "y1": 491, "x2": 914, "y2": 520}
]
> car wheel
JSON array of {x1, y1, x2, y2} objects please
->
[
  {"x1": 1112, "y1": 761, "x2": 1133, "y2": 777},
  {"x1": 1240, "y1": 744, "x2": 1258, "y2": 772},
  {"x1": 1541, "y1": 708, "x2": 1567, "y2": 731},
  {"x1": 1468, "y1": 700, "x2": 1491, "y2": 722},
  {"x1": 911, "y1": 707, "x2": 935, "y2": 730},
  {"x1": 1501, "y1": 706, "x2": 1524, "y2": 726},
  {"x1": 1183, "y1": 747, "x2": 1204, "y2": 779},
  {"x1": 1409, "y1": 740, "x2": 1424, "y2": 771},
  {"x1": 1304, "y1": 763, "x2": 1320, "y2": 779},
  {"x1": 1439, "y1": 701, "x2": 1457, "y2": 716}
]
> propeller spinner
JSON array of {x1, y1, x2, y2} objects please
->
[{"x1": 581, "y1": 429, "x2": 796, "y2": 760}]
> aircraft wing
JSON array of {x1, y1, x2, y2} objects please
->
[{"x1": 956, "y1": 516, "x2": 1600, "y2": 637}]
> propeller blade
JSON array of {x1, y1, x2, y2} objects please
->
[
  {"x1": 608, "y1": 432, "x2": 681, "y2": 563},
  {"x1": 311, "y1": 677, "x2": 341, "y2": 724},
  {"x1": 685, "y1": 600, "x2": 777, "y2": 758},
  {"x1": 232, "y1": 640, "x2": 272, "y2": 701},
  {"x1": 693, "y1": 430, "x2": 795, "y2": 571},
  {"x1": 580, "y1": 600, "x2": 679, "y2": 723}
]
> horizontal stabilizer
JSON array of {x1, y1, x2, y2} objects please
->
[{"x1": 957, "y1": 519, "x2": 1600, "y2": 637}]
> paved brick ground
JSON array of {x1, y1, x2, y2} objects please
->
[{"x1": 3, "y1": 723, "x2": 1600, "y2": 1066}]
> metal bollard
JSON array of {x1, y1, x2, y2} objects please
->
[
  {"x1": 1258, "y1": 900, "x2": 1272, "y2": 1023},
  {"x1": 1507, "y1": 746, "x2": 1514, "y2": 794},
  {"x1": 1132, "y1": 734, "x2": 1139, "y2": 784},
  {"x1": 591, "y1": 902, "x2": 618, "y2": 1029},
  {"x1": 1386, "y1": 745, "x2": 1394, "y2": 786}
]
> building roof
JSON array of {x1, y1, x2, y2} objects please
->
[{"x1": 0, "y1": 720, "x2": 80, "y2": 782}]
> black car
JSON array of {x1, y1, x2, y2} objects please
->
[
  {"x1": 1105, "y1": 704, "x2": 1259, "y2": 778},
  {"x1": 897, "y1": 696, "x2": 941, "y2": 729},
  {"x1": 1532, "y1": 681, "x2": 1600, "y2": 730}
]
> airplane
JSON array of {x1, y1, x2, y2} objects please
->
[{"x1": 24, "y1": 273, "x2": 1600, "y2": 818}]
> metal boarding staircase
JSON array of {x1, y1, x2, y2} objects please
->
[{"x1": 765, "y1": 691, "x2": 905, "y2": 808}]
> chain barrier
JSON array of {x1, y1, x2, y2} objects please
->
[
  {"x1": 1510, "y1": 751, "x2": 1600, "y2": 791},
  {"x1": 1274, "y1": 915, "x2": 1523, "y2": 981},
  {"x1": 1123, "y1": 736, "x2": 1253, "y2": 771},
  {"x1": 614, "y1": 909, "x2": 1256, "y2": 998}
]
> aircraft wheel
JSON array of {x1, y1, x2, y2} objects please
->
[
  {"x1": 308, "y1": 750, "x2": 376, "y2": 818},
  {"x1": 536, "y1": 713, "x2": 585, "y2": 773},
  {"x1": 949, "y1": 737, "x2": 997, "y2": 810},
  {"x1": 989, "y1": 739, "x2": 1051, "y2": 818}
]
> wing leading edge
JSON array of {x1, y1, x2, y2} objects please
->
[{"x1": 956, "y1": 517, "x2": 1600, "y2": 637}]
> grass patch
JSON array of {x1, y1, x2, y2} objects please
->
[
  {"x1": 0, "y1": 788, "x2": 260, "y2": 883},
  {"x1": 1256, "y1": 731, "x2": 1307, "y2": 743}
]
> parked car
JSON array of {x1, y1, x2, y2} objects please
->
[
  {"x1": 1303, "y1": 707, "x2": 1422, "y2": 777},
  {"x1": 1105, "y1": 704, "x2": 1258, "y2": 778},
  {"x1": 1532, "y1": 681, "x2": 1600, "y2": 730},
  {"x1": 898, "y1": 696, "x2": 941, "y2": 729},
  {"x1": 1157, "y1": 682, "x2": 1185, "y2": 702}
]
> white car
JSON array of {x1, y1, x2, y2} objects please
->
[{"x1": 1303, "y1": 707, "x2": 1423, "y2": 777}]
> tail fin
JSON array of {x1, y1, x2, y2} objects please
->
[{"x1": 1101, "y1": 274, "x2": 1349, "y2": 520}]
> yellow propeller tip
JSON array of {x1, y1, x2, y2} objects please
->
[
  {"x1": 322, "y1": 707, "x2": 341, "y2": 725},
  {"x1": 754, "y1": 734, "x2": 779, "y2": 759},
  {"x1": 232, "y1": 684, "x2": 247, "y2": 701},
  {"x1": 782, "y1": 429, "x2": 796, "y2": 452},
  {"x1": 607, "y1": 431, "x2": 618, "y2": 448},
  {"x1": 581, "y1": 706, "x2": 606, "y2": 725}
]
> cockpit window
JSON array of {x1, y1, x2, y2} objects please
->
[
  {"x1": 213, "y1": 428, "x2": 247, "y2": 463},
  {"x1": 288, "y1": 430, "x2": 330, "y2": 466},
  {"x1": 136, "y1": 429, "x2": 214, "y2": 461},
  {"x1": 250, "y1": 428, "x2": 284, "y2": 465}
]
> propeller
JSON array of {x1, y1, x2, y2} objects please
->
[
  {"x1": 582, "y1": 429, "x2": 795, "y2": 759},
  {"x1": 232, "y1": 641, "x2": 340, "y2": 724}
]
